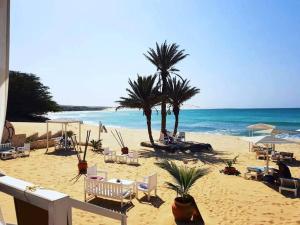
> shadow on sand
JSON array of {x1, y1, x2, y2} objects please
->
[
  {"x1": 263, "y1": 182, "x2": 299, "y2": 199},
  {"x1": 138, "y1": 148, "x2": 229, "y2": 165},
  {"x1": 87, "y1": 197, "x2": 134, "y2": 214},
  {"x1": 45, "y1": 149, "x2": 78, "y2": 157},
  {"x1": 136, "y1": 195, "x2": 165, "y2": 208}
]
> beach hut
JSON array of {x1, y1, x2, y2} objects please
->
[
  {"x1": 247, "y1": 123, "x2": 276, "y2": 136},
  {"x1": 46, "y1": 119, "x2": 83, "y2": 153}
]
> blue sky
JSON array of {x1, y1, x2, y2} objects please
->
[{"x1": 9, "y1": 0, "x2": 300, "y2": 108}]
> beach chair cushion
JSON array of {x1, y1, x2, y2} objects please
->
[
  {"x1": 139, "y1": 183, "x2": 148, "y2": 190},
  {"x1": 0, "y1": 143, "x2": 12, "y2": 151},
  {"x1": 89, "y1": 176, "x2": 104, "y2": 180},
  {"x1": 247, "y1": 167, "x2": 263, "y2": 173}
]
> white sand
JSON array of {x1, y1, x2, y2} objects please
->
[{"x1": 0, "y1": 122, "x2": 299, "y2": 225}]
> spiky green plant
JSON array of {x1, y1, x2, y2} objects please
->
[
  {"x1": 225, "y1": 155, "x2": 239, "y2": 168},
  {"x1": 90, "y1": 139, "x2": 102, "y2": 151},
  {"x1": 156, "y1": 160, "x2": 208, "y2": 199},
  {"x1": 167, "y1": 77, "x2": 200, "y2": 136},
  {"x1": 144, "y1": 41, "x2": 188, "y2": 135}
]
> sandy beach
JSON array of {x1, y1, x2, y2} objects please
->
[{"x1": 0, "y1": 122, "x2": 299, "y2": 225}]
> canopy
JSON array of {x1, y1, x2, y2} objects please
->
[
  {"x1": 0, "y1": 0, "x2": 10, "y2": 143},
  {"x1": 46, "y1": 119, "x2": 82, "y2": 124},
  {"x1": 247, "y1": 123, "x2": 276, "y2": 131},
  {"x1": 45, "y1": 119, "x2": 83, "y2": 153}
]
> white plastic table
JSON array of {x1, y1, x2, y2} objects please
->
[{"x1": 108, "y1": 178, "x2": 135, "y2": 192}]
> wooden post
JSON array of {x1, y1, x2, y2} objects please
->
[
  {"x1": 98, "y1": 121, "x2": 102, "y2": 141},
  {"x1": 46, "y1": 121, "x2": 49, "y2": 153}
]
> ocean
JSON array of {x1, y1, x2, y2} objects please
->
[{"x1": 47, "y1": 108, "x2": 300, "y2": 137}]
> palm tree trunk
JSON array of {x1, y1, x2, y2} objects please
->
[
  {"x1": 173, "y1": 106, "x2": 180, "y2": 136},
  {"x1": 145, "y1": 109, "x2": 154, "y2": 144},
  {"x1": 161, "y1": 75, "x2": 168, "y2": 135}
]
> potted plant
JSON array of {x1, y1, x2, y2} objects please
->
[
  {"x1": 156, "y1": 160, "x2": 208, "y2": 222},
  {"x1": 90, "y1": 139, "x2": 102, "y2": 151},
  {"x1": 222, "y1": 155, "x2": 240, "y2": 175},
  {"x1": 77, "y1": 130, "x2": 91, "y2": 174}
]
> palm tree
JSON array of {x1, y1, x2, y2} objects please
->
[
  {"x1": 144, "y1": 41, "x2": 188, "y2": 135},
  {"x1": 167, "y1": 77, "x2": 200, "y2": 136},
  {"x1": 116, "y1": 75, "x2": 161, "y2": 144}
]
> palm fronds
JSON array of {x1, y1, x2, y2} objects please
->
[
  {"x1": 156, "y1": 160, "x2": 208, "y2": 199},
  {"x1": 144, "y1": 41, "x2": 189, "y2": 76},
  {"x1": 167, "y1": 77, "x2": 200, "y2": 107}
]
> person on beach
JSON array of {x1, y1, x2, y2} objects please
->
[{"x1": 273, "y1": 161, "x2": 292, "y2": 182}]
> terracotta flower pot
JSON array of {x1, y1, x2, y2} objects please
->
[
  {"x1": 78, "y1": 161, "x2": 88, "y2": 174},
  {"x1": 121, "y1": 147, "x2": 129, "y2": 154},
  {"x1": 172, "y1": 197, "x2": 194, "y2": 222},
  {"x1": 224, "y1": 166, "x2": 236, "y2": 175}
]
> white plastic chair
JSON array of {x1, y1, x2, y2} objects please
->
[
  {"x1": 86, "y1": 164, "x2": 107, "y2": 181},
  {"x1": 177, "y1": 132, "x2": 186, "y2": 142},
  {"x1": 136, "y1": 173, "x2": 157, "y2": 201},
  {"x1": 17, "y1": 143, "x2": 30, "y2": 157},
  {"x1": 126, "y1": 151, "x2": 139, "y2": 165},
  {"x1": 279, "y1": 178, "x2": 298, "y2": 197},
  {"x1": 0, "y1": 143, "x2": 16, "y2": 160},
  {"x1": 0, "y1": 206, "x2": 5, "y2": 225},
  {"x1": 103, "y1": 147, "x2": 116, "y2": 162}
]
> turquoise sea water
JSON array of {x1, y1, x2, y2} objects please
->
[{"x1": 47, "y1": 108, "x2": 300, "y2": 136}]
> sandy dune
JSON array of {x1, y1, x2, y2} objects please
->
[{"x1": 0, "y1": 122, "x2": 299, "y2": 225}]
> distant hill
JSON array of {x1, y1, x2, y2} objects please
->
[{"x1": 59, "y1": 105, "x2": 111, "y2": 111}]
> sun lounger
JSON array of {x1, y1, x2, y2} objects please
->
[
  {"x1": 176, "y1": 132, "x2": 186, "y2": 142},
  {"x1": 279, "y1": 178, "x2": 299, "y2": 197},
  {"x1": 279, "y1": 152, "x2": 295, "y2": 162},
  {"x1": 255, "y1": 150, "x2": 268, "y2": 160},
  {"x1": 0, "y1": 143, "x2": 17, "y2": 160},
  {"x1": 84, "y1": 177, "x2": 134, "y2": 207},
  {"x1": 16, "y1": 143, "x2": 30, "y2": 157},
  {"x1": 251, "y1": 145, "x2": 262, "y2": 152},
  {"x1": 244, "y1": 167, "x2": 264, "y2": 180},
  {"x1": 136, "y1": 173, "x2": 157, "y2": 201}
]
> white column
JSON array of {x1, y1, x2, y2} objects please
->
[
  {"x1": 0, "y1": 0, "x2": 10, "y2": 143},
  {"x1": 79, "y1": 121, "x2": 81, "y2": 146},
  {"x1": 46, "y1": 122, "x2": 49, "y2": 153},
  {"x1": 64, "y1": 123, "x2": 67, "y2": 149}
]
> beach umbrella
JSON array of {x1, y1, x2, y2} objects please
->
[
  {"x1": 240, "y1": 135, "x2": 267, "y2": 151},
  {"x1": 271, "y1": 129, "x2": 300, "y2": 135},
  {"x1": 241, "y1": 135, "x2": 297, "y2": 174},
  {"x1": 0, "y1": 0, "x2": 10, "y2": 143},
  {"x1": 254, "y1": 136, "x2": 296, "y2": 174},
  {"x1": 247, "y1": 123, "x2": 276, "y2": 136}
]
